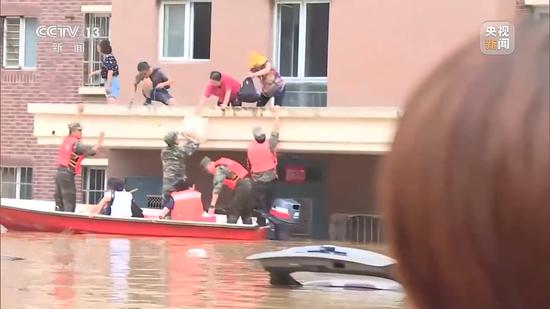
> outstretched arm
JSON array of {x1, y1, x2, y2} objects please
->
[
  {"x1": 130, "y1": 74, "x2": 146, "y2": 107},
  {"x1": 73, "y1": 131, "x2": 105, "y2": 157},
  {"x1": 156, "y1": 78, "x2": 174, "y2": 89},
  {"x1": 269, "y1": 108, "x2": 280, "y2": 152},
  {"x1": 209, "y1": 166, "x2": 230, "y2": 212},
  {"x1": 88, "y1": 70, "x2": 101, "y2": 77},
  {"x1": 220, "y1": 88, "x2": 232, "y2": 108},
  {"x1": 90, "y1": 193, "x2": 111, "y2": 216}
]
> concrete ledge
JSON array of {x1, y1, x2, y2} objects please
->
[
  {"x1": 524, "y1": 0, "x2": 548, "y2": 6},
  {"x1": 81, "y1": 5, "x2": 112, "y2": 13},
  {"x1": 28, "y1": 103, "x2": 401, "y2": 118},
  {"x1": 81, "y1": 158, "x2": 109, "y2": 166},
  {"x1": 78, "y1": 87, "x2": 106, "y2": 96},
  {"x1": 28, "y1": 103, "x2": 400, "y2": 154}
]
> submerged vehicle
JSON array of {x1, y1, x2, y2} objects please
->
[{"x1": 247, "y1": 244, "x2": 402, "y2": 290}]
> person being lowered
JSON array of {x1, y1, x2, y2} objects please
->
[{"x1": 158, "y1": 131, "x2": 200, "y2": 219}]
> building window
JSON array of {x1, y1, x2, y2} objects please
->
[
  {"x1": 0, "y1": 167, "x2": 33, "y2": 199},
  {"x1": 2, "y1": 17, "x2": 38, "y2": 69},
  {"x1": 83, "y1": 13, "x2": 110, "y2": 86},
  {"x1": 160, "y1": 0, "x2": 212, "y2": 60},
  {"x1": 82, "y1": 166, "x2": 107, "y2": 204},
  {"x1": 274, "y1": 1, "x2": 330, "y2": 79}
]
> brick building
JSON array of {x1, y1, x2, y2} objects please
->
[
  {"x1": 1, "y1": 1, "x2": 111, "y2": 204},
  {"x1": 1, "y1": 0, "x2": 547, "y2": 239}
]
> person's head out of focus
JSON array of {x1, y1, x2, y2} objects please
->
[
  {"x1": 378, "y1": 16, "x2": 549, "y2": 309},
  {"x1": 209, "y1": 71, "x2": 222, "y2": 87},
  {"x1": 137, "y1": 61, "x2": 153, "y2": 77},
  {"x1": 252, "y1": 127, "x2": 266, "y2": 143},
  {"x1": 248, "y1": 52, "x2": 268, "y2": 73},
  {"x1": 164, "y1": 131, "x2": 179, "y2": 147},
  {"x1": 200, "y1": 156, "x2": 216, "y2": 174},
  {"x1": 68, "y1": 122, "x2": 82, "y2": 138},
  {"x1": 107, "y1": 177, "x2": 124, "y2": 192},
  {"x1": 97, "y1": 39, "x2": 112, "y2": 55}
]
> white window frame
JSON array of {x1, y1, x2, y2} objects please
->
[
  {"x1": 0, "y1": 167, "x2": 32, "y2": 199},
  {"x1": 158, "y1": 0, "x2": 211, "y2": 62},
  {"x1": 272, "y1": 0, "x2": 330, "y2": 83},
  {"x1": 83, "y1": 12, "x2": 111, "y2": 87},
  {"x1": 81, "y1": 5, "x2": 112, "y2": 14},
  {"x1": 80, "y1": 5, "x2": 111, "y2": 93},
  {"x1": 82, "y1": 166, "x2": 108, "y2": 204},
  {"x1": 2, "y1": 17, "x2": 37, "y2": 70}
]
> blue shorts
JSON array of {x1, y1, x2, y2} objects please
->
[
  {"x1": 150, "y1": 88, "x2": 172, "y2": 105},
  {"x1": 104, "y1": 76, "x2": 120, "y2": 98}
]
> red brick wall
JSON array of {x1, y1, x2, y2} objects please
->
[{"x1": 0, "y1": 0, "x2": 110, "y2": 202}]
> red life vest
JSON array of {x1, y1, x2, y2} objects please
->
[
  {"x1": 56, "y1": 136, "x2": 84, "y2": 175},
  {"x1": 247, "y1": 141, "x2": 277, "y2": 173},
  {"x1": 213, "y1": 157, "x2": 248, "y2": 190}
]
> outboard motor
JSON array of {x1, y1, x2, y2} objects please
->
[{"x1": 263, "y1": 199, "x2": 301, "y2": 241}]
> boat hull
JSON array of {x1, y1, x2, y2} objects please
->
[{"x1": 0, "y1": 204, "x2": 267, "y2": 240}]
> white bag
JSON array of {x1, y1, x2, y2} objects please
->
[{"x1": 181, "y1": 116, "x2": 208, "y2": 143}]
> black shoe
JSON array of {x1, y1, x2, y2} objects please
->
[{"x1": 214, "y1": 208, "x2": 227, "y2": 215}]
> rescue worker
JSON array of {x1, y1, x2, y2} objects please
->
[
  {"x1": 247, "y1": 108, "x2": 280, "y2": 226},
  {"x1": 55, "y1": 122, "x2": 104, "y2": 212},
  {"x1": 200, "y1": 156, "x2": 254, "y2": 224},
  {"x1": 159, "y1": 131, "x2": 200, "y2": 219}
]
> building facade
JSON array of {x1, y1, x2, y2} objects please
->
[{"x1": 1, "y1": 0, "x2": 547, "y2": 239}]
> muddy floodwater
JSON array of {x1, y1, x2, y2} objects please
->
[{"x1": 1, "y1": 230, "x2": 404, "y2": 308}]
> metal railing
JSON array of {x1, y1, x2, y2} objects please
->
[
  {"x1": 329, "y1": 213, "x2": 383, "y2": 244},
  {"x1": 146, "y1": 195, "x2": 163, "y2": 209}
]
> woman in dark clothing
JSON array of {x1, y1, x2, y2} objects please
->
[{"x1": 89, "y1": 40, "x2": 120, "y2": 104}]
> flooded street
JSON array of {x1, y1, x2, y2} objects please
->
[{"x1": 1, "y1": 230, "x2": 404, "y2": 308}]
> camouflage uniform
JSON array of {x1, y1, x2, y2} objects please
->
[
  {"x1": 248, "y1": 128, "x2": 279, "y2": 226},
  {"x1": 210, "y1": 165, "x2": 254, "y2": 224},
  {"x1": 161, "y1": 131, "x2": 199, "y2": 207}
]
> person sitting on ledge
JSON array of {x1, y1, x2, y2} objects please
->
[{"x1": 131, "y1": 61, "x2": 177, "y2": 106}]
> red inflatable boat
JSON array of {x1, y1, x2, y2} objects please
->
[{"x1": 0, "y1": 190, "x2": 267, "y2": 241}]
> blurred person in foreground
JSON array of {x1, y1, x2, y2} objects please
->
[{"x1": 378, "y1": 17, "x2": 549, "y2": 309}]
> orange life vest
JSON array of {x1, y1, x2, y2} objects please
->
[
  {"x1": 213, "y1": 157, "x2": 249, "y2": 190},
  {"x1": 247, "y1": 141, "x2": 277, "y2": 173},
  {"x1": 56, "y1": 136, "x2": 84, "y2": 175},
  {"x1": 170, "y1": 189, "x2": 215, "y2": 222}
]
